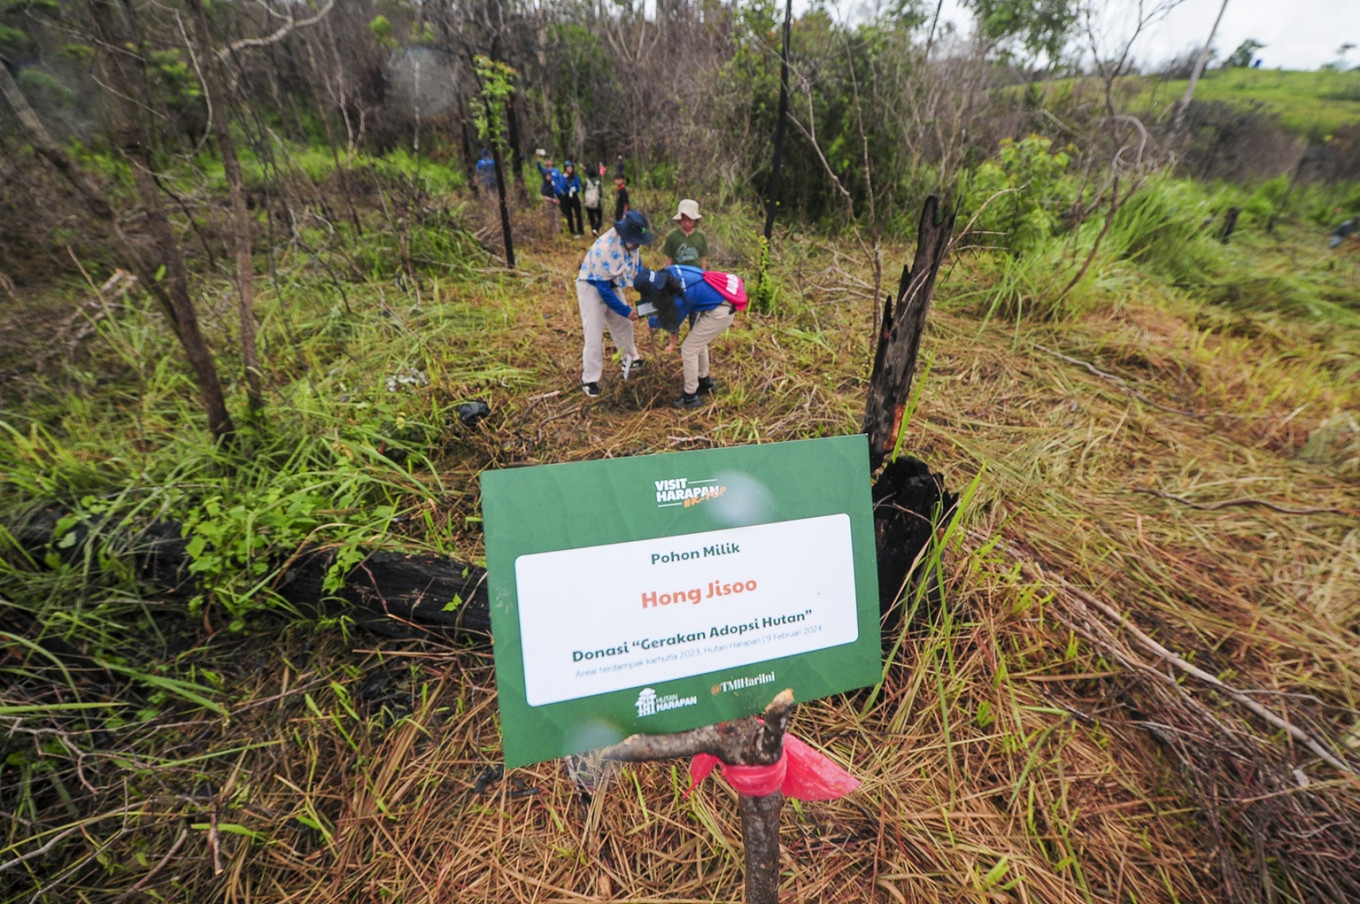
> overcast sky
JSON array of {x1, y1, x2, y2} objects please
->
[{"x1": 920, "y1": 0, "x2": 1360, "y2": 71}]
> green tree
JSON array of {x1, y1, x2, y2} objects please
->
[
  {"x1": 963, "y1": 0, "x2": 1078, "y2": 63},
  {"x1": 1223, "y1": 38, "x2": 1264, "y2": 68},
  {"x1": 473, "y1": 54, "x2": 517, "y2": 268}
]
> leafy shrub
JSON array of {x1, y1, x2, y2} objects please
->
[
  {"x1": 363, "y1": 148, "x2": 465, "y2": 195},
  {"x1": 957, "y1": 135, "x2": 1076, "y2": 254}
]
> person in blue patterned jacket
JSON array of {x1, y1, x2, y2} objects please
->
[{"x1": 574, "y1": 210, "x2": 653, "y2": 397}]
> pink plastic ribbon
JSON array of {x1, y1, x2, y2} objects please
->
[{"x1": 688, "y1": 732, "x2": 860, "y2": 801}]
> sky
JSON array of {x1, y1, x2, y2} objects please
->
[{"x1": 920, "y1": 0, "x2": 1360, "y2": 71}]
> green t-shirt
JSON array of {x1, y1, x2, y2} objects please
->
[{"x1": 661, "y1": 228, "x2": 709, "y2": 267}]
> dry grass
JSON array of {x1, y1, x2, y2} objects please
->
[{"x1": 3, "y1": 218, "x2": 1360, "y2": 903}]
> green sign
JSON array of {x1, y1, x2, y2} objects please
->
[{"x1": 481, "y1": 435, "x2": 881, "y2": 768}]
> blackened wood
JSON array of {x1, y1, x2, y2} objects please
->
[
  {"x1": 872, "y1": 455, "x2": 956, "y2": 621},
  {"x1": 862, "y1": 195, "x2": 956, "y2": 473},
  {"x1": 762, "y1": 0, "x2": 793, "y2": 243},
  {"x1": 17, "y1": 447, "x2": 950, "y2": 637},
  {"x1": 1218, "y1": 206, "x2": 1241, "y2": 244},
  {"x1": 13, "y1": 509, "x2": 490, "y2": 639}
]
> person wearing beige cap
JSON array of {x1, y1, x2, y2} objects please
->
[
  {"x1": 661, "y1": 199, "x2": 708, "y2": 270},
  {"x1": 658, "y1": 199, "x2": 710, "y2": 352}
]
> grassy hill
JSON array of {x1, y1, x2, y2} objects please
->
[
  {"x1": 2, "y1": 175, "x2": 1359, "y2": 902},
  {"x1": 1134, "y1": 66, "x2": 1360, "y2": 137}
]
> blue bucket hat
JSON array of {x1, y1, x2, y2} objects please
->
[{"x1": 614, "y1": 210, "x2": 653, "y2": 246}]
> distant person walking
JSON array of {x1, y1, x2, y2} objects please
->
[
  {"x1": 583, "y1": 165, "x2": 604, "y2": 236},
  {"x1": 614, "y1": 175, "x2": 630, "y2": 223},
  {"x1": 559, "y1": 161, "x2": 584, "y2": 237},
  {"x1": 535, "y1": 150, "x2": 560, "y2": 233},
  {"x1": 575, "y1": 210, "x2": 654, "y2": 397},
  {"x1": 475, "y1": 147, "x2": 497, "y2": 195}
]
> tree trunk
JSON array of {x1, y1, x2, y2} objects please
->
[
  {"x1": 0, "y1": 64, "x2": 112, "y2": 221},
  {"x1": 738, "y1": 793, "x2": 783, "y2": 904},
  {"x1": 187, "y1": 0, "x2": 263, "y2": 411},
  {"x1": 486, "y1": 97, "x2": 517, "y2": 269},
  {"x1": 88, "y1": 0, "x2": 235, "y2": 445},
  {"x1": 762, "y1": 0, "x2": 793, "y2": 243},
  {"x1": 1173, "y1": 0, "x2": 1230, "y2": 134}
]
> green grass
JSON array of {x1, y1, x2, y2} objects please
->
[
  {"x1": 1135, "y1": 67, "x2": 1360, "y2": 137},
  {"x1": 3, "y1": 153, "x2": 1359, "y2": 903}
]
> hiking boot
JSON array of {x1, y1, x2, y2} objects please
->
[
  {"x1": 696, "y1": 376, "x2": 716, "y2": 395},
  {"x1": 582, "y1": 382, "x2": 601, "y2": 397},
  {"x1": 673, "y1": 392, "x2": 702, "y2": 409}
]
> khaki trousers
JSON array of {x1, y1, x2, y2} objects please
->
[
  {"x1": 577, "y1": 280, "x2": 637, "y2": 384},
  {"x1": 681, "y1": 305, "x2": 735, "y2": 393}
]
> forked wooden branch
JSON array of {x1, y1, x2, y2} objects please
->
[
  {"x1": 601, "y1": 688, "x2": 793, "y2": 766},
  {"x1": 602, "y1": 689, "x2": 796, "y2": 904}
]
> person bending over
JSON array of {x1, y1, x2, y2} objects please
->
[{"x1": 633, "y1": 263, "x2": 746, "y2": 408}]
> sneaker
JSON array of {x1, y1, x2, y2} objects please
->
[
  {"x1": 582, "y1": 382, "x2": 601, "y2": 397},
  {"x1": 629, "y1": 357, "x2": 646, "y2": 371},
  {"x1": 696, "y1": 376, "x2": 716, "y2": 395},
  {"x1": 673, "y1": 392, "x2": 702, "y2": 409}
]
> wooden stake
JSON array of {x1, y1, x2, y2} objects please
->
[{"x1": 602, "y1": 689, "x2": 796, "y2": 904}]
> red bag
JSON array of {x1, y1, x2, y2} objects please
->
[{"x1": 702, "y1": 271, "x2": 748, "y2": 311}]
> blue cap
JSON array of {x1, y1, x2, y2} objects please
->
[
  {"x1": 614, "y1": 210, "x2": 652, "y2": 246},
  {"x1": 634, "y1": 266, "x2": 667, "y2": 294},
  {"x1": 564, "y1": 159, "x2": 575, "y2": 168}
]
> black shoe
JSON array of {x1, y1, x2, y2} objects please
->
[
  {"x1": 696, "y1": 376, "x2": 716, "y2": 395},
  {"x1": 582, "y1": 382, "x2": 601, "y2": 397},
  {"x1": 673, "y1": 392, "x2": 702, "y2": 409}
]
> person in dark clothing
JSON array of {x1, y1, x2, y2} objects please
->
[
  {"x1": 559, "y1": 161, "x2": 584, "y2": 237},
  {"x1": 614, "y1": 175, "x2": 630, "y2": 223}
]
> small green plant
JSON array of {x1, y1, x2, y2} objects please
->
[{"x1": 958, "y1": 135, "x2": 1076, "y2": 255}]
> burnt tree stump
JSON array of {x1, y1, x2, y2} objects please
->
[
  {"x1": 862, "y1": 196, "x2": 958, "y2": 620},
  {"x1": 862, "y1": 194, "x2": 955, "y2": 474}
]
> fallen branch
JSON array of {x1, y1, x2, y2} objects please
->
[
  {"x1": 1035, "y1": 343, "x2": 1206, "y2": 419},
  {"x1": 983, "y1": 531, "x2": 1356, "y2": 776},
  {"x1": 1134, "y1": 488, "x2": 1353, "y2": 518}
]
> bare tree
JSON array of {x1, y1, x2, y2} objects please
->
[
  {"x1": 86, "y1": 0, "x2": 235, "y2": 443},
  {"x1": 185, "y1": 0, "x2": 267, "y2": 411},
  {"x1": 1172, "y1": 0, "x2": 1228, "y2": 133}
]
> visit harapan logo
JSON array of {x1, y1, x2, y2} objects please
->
[
  {"x1": 634, "y1": 687, "x2": 699, "y2": 718},
  {"x1": 654, "y1": 475, "x2": 727, "y2": 509}
]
